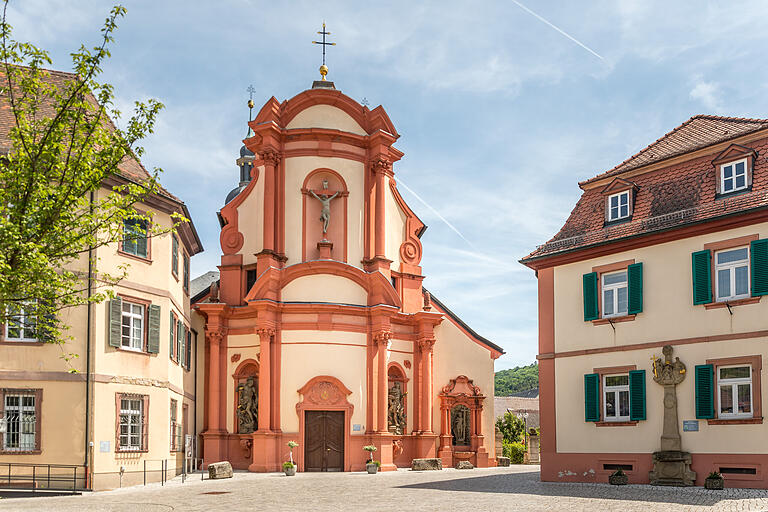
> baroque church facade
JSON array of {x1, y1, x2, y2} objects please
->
[{"x1": 191, "y1": 78, "x2": 503, "y2": 472}]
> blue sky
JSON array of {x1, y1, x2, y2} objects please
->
[{"x1": 11, "y1": 0, "x2": 768, "y2": 370}]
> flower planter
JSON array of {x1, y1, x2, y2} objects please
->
[
  {"x1": 705, "y1": 477, "x2": 724, "y2": 490},
  {"x1": 609, "y1": 474, "x2": 628, "y2": 486},
  {"x1": 284, "y1": 466, "x2": 296, "y2": 476},
  {"x1": 366, "y1": 463, "x2": 379, "y2": 474}
]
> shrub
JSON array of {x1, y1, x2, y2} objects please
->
[
  {"x1": 502, "y1": 441, "x2": 526, "y2": 464},
  {"x1": 283, "y1": 461, "x2": 295, "y2": 470},
  {"x1": 707, "y1": 471, "x2": 722, "y2": 479},
  {"x1": 368, "y1": 460, "x2": 381, "y2": 467},
  {"x1": 496, "y1": 412, "x2": 525, "y2": 444}
]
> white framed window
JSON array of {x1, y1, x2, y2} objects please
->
[
  {"x1": 121, "y1": 301, "x2": 144, "y2": 351},
  {"x1": 5, "y1": 301, "x2": 37, "y2": 342},
  {"x1": 603, "y1": 374, "x2": 630, "y2": 422},
  {"x1": 119, "y1": 397, "x2": 144, "y2": 451},
  {"x1": 2, "y1": 393, "x2": 36, "y2": 451},
  {"x1": 720, "y1": 159, "x2": 748, "y2": 194},
  {"x1": 608, "y1": 191, "x2": 630, "y2": 221},
  {"x1": 602, "y1": 270, "x2": 628, "y2": 318},
  {"x1": 717, "y1": 365, "x2": 752, "y2": 419},
  {"x1": 715, "y1": 247, "x2": 749, "y2": 302}
]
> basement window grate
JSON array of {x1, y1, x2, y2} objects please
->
[
  {"x1": 719, "y1": 467, "x2": 757, "y2": 475},
  {"x1": 603, "y1": 464, "x2": 633, "y2": 471}
]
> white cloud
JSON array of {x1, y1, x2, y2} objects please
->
[{"x1": 689, "y1": 80, "x2": 723, "y2": 112}]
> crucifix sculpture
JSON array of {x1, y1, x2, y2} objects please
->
[{"x1": 309, "y1": 179, "x2": 340, "y2": 235}]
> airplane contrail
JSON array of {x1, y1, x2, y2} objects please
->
[
  {"x1": 511, "y1": 0, "x2": 605, "y2": 61},
  {"x1": 396, "y1": 178, "x2": 477, "y2": 251}
]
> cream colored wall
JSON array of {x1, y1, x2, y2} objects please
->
[
  {"x1": 286, "y1": 105, "x2": 367, "y2": 136},
  {"x1": 283, "y1": 156, "x2": 365, "y2": 267},
  {"x1": 554, "y1": 223, "x2": 768, "y2": 354},
  {"x1": 432, "y1": 317, "x2": 496, "y2": 456},
  {"x1": 280, "y1": 330, "x2": 368, "y2": 433},
  {"x1": 556, "y1": 337, "x2": 768, "y2": 454},
  {"x1": 384, "y1": 182, "x2": 406, "y2": 269},
  {"x1": 281, "y1": 274, "x2": 368, "y2": 305},
  {"x1": 235, "y1": 164, "x2": 265, "y2": 266}
]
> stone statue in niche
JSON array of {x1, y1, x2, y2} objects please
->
[
  {"x1": 236, "y1": 376, "x2": 258, "y2": 434},
  {"x1": 310, "y1": 179, "x2": 340, "y2": 235},
  {"x1": 387, "y1": 381, "x2": 406, "y2": 435},
  {"x1": 451, "y1": 405, "x2": 471, "y2": 445}
]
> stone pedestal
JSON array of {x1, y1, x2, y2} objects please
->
[
  {"x1": 317, "y1": 240, "x2": 333, "y2": 259},
  {"x1": 649, "y1": 451, "x2": 696, "y2": 486}
]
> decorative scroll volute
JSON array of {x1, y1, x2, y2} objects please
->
[{"x1": 297, "y1": 376, "x2": 354, "y2": 408}]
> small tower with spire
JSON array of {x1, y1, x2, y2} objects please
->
[{"x1": 226, "y1": 86, "x2": 257, "y2": 205}]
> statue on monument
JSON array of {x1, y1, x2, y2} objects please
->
[
  {"x1": 649, "y1": 345, "x2": 696, "y2": 486},
  {"x1": 387, "y1": 382, "x2": 406, "y2": 435},
  {"x1": 451, "y1": 405, "x2": 470, "y2": 445},
  {"x1": 309, "y1": 179, "x2": 340, "y2": 235},
  {"x1": 236, "y1": 376, "x2": 258, "y2": 434}
]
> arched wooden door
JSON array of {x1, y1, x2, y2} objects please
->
[{"x1": 304, "y1": 411, "x2": 345, "y2": 472}]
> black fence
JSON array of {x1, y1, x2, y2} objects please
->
[{"x1": 0, "y1": 462, "x2": 86, "y2": 493}]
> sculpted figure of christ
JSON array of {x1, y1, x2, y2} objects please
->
[{"x1": 310, "y1": 189, "x2": 339, "y2": 234}]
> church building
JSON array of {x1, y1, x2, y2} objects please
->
[{"x1": 190, "y1": 72, "x2": 503, "y2": 472}]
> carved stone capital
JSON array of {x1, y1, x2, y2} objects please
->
[
  {"x1": 205, "y1": 327, "x2": 227, "y2": 345},
  {"x1": 373, "y1": 331, "x2": 392, "y2": 346},
  {"x1": 259, "y1": 148, "x2": 282, "y2": 166},
  {"x1": 418, "y1": 337, "x2": 436, "y2": 352},
  {"x1": 371, "y1": 158, "x2": 391, "y2": 174},
  {"x1": 256, "y1": 327, "x2": 276, "y2": 342}
]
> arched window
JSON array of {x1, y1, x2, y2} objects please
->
[
  {"x1": 387, "y1": 364, "x2": 408, "y2": 435},
  {"x1": 233, "y1": 360, "x2": 259, "y2": 434}
]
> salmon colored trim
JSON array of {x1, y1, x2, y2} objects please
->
[
  {"x1": 538, "y1": 329, "x2": 768, "y2": 360},
  {"x1": 282, "y1": 342, "x2": 367, "y2": 348},
  {"x1": 219, "y1": 167, "x2": 260, "y2": 255},
  {"x1": 595, "y1": 421, "x2": 637, "y2": 427},
  {"x1": 592, "y1": 259, "x2": 634, "y2": 320},
  {"x1": 706, "y1": 354, "x2": 762, "y2": 422},
  {"x1": 703, "y1": 234, "x2": 758, "y2": 251},
  {"x1": 593, "y1": 364, "x2": 637, "y2": 374},
  {"x1": 592, "y1": 315, "x2": 636, "y2": 326},
  {"x1": 295, "y1": 375, "x2": 354, "y2": 471},
  {"x1": 429, "y1": 301, "x2": 501, "y2": 359},
  {"x1": 705, "y1": 297, "x2": 761, "y2": 309},
  {"x1": 591, "y1": 259, "x2": 635, "y2": 274},
  {"x1": 708, "y1": 418, "x2": 763, "y2": 425},
  {"x1": 301, "y1": 168, "x2": 349, "y2": 263},
  {"x1": 280, "y1": 322, "x2": 368, "y2": 333},
  {"x1": 523, "y1": 208, "x2": 768, "y2": 270},
  {"x1": 389, "y1": 179, "x2": 424, "y2": 267}
]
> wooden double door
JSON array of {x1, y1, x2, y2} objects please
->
[{"x1": 304, "y1": 411, "x2": 345, "y2": 472}]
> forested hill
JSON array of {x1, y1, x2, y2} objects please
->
[{"x1": 494, "y1": 363, "x2": 539, "y2": 396}]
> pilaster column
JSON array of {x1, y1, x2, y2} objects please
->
[
  {"x1": 260, "y1": 149, "x2": 281, "y2": 253},
  {"x1": 419, "y1": 337, "x2": 435, "y2": 433},
  {"x1": 205, "y1": 328, "x2": 226, "y2": 431},
  {"x1": 372, "y1": 159, "x2": 390, "y2": 259},
  {"x1": 374, "y1": 331, "x2": 391, "y2": 432},
  {"x1": 257, "y1": 328, "x2": 275, "y2": 432}
]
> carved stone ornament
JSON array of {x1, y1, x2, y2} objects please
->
[
  {"x1": 374, "y1": 331, "x2": 392, "y2": 346},
  {"x1": 418, "y1": 337, "x2": 435, "y2": 352},
  {"x1": 451, "y1": 405, "x2": 471, "y2": 446},
  {"x1": 259, "y1": 148, "x2": 281, "y2": 166},
  {"x1": 387, "y1": 381, "x2": 407, "y2": 435},
  {"x1": 205, "y1": 327, "x2": 227, "y2": 345},
  {"x1": 230, "y1": 353, "x2": 241, "y2": 363},
  {"x1": 648, "y1": 345, "x2": 696, "y2": 486},
  {"x1": 239, "y1": 438, "x2": 253, "y2": 459},
  {"x1": 305, "y1": 380, "x2": 346, "y2": 406},
  {"x1": 371, "y1": 158, "x2": 391, "y2": 174},
  {"x1": 236, "y1": 376, "x2": 258, "y2": 434}
]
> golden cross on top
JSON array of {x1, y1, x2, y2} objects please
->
[{"x1": 312, "y1": 22, "x2": 336, "y2": 80}]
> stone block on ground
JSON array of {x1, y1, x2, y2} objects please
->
[
  {"x1": 411, "y1": 458, "x2": 443, "y2": 471},
  {"x1": 456, "y1": 461, "x2": 474, "y2": 470},
  {"x1": 208, "y1": 461, "x2": 233, "y2": 479},
  {"x1": 496, "y1": 457, "x2": 510, "y2": 467}
]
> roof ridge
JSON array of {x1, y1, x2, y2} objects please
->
[{"x1": 691, "y1": 114, "x2": 768, "y2": 123}]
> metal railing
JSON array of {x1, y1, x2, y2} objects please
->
[{"x1": 0, "y1": 462, "x2": 86, "y2": 493}]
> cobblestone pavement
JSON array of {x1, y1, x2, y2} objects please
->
[{"x1": 2, "y1": 465, "x2": 768, "y2": 512}]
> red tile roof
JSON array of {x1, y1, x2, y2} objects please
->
[
  {"x1": 0, "y1": 66, "x2": 179, "y2": 202},
  {"x1": 523, "y1": 116, "x2": 768, "y2": 264}
]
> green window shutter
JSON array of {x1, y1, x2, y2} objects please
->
[
  {"x1": 169, "y1": 311, "x2": 175, "y2": 359},
  {"x1": 108, "y1": 297, "x2": 122, "y2": 348},
  {"x1": 177, "y1": 319, "x2": 183, "y2": 361},
  {"x1": 185, "y1": 330, "x2": 192, "y2": 370},
  {"x1": 172, "y1": 235, "x2": 179, "y2": 275},
  {"x1": 691, "y1": 250, "x2": 712, "y2": 305},
  {"x1": 627, "y1": 263, "x2": 643, "y2": 315},
  {"x1": 750, "y1": 239, "x2": 768, "y2": 296},
  {"x1": 629, "y1": 370, "x2": 646, "y2": 421},
  {"x1": 695, "y1": 364, "x2": 715, "y2": 419},
  {"x1": 584, "y1": 373, "x2": 600, "y2": 422},
  {"x1": 147, "y1": 304, "x2": 161, "y2": 354},
  {"x1": 583, "y1": 272, "x2": 599, "y2": 321}
]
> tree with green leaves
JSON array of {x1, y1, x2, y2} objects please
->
[
  {"x1": 0, "y1": 2, "x2": 183, "y2": 359},
  {"x1": 494, "y1": 362, "x2": 539, "y2": 396},
  {"x1": 495, "y1": 410, "x2": 525, "y2": 444}
]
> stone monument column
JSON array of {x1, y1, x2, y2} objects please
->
[{"x1": 649, "y1": 345, "x2": 696, "y2": 486}]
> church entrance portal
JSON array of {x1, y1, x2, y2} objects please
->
[{"x1": 304, "y1": 411, "x2": 345, "y2": 472}]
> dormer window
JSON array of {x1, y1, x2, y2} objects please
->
[
  {"x1": 720, "y1": 159, "x2": 748, "y2": 194},
  {"x1": 608, "y1": 191, "x2": 630, "y2": 222}
]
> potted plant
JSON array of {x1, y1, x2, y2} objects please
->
[
  {"x1": 284, "y1": 440, "x2": 299, "y2": 476},
  {"x1": 363, "y1": 445, "x2": 379, "y2": 474},
  {"x1": 705, "y1": 471, "x2": 724, "y2": 490},
  {"x1": 608, "y1": 468, "x2": 628, "y2": 485}
]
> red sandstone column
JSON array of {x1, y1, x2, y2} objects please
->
[
  {"x1": 420, "y1": 338, "x2": 434, "y2": 432},
  {"x1": 373, "y1": 160, "x2": 388, "y2": 258},
  {"x1": 260, "y1": 149, "x2": 280, "y2": 252},
  {"x1": 206, "y1": 329, "x2": 224, "y2": 431},
  {"x1": 257, "y1": 328, "x2": 274, "y2": 432},
  {"x1": 376, "y1": 332, "x2": 390, "y2": 432}
]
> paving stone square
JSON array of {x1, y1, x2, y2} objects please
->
[{"x1": 2, "y1": 465, "x2": 768, "y2": 512}]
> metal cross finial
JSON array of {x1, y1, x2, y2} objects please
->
[
  {"x1": 361, "y1": 97, "x2": 370, "y2": 107},
  {"x1": 247, "y1": 85, "x2": 256, "y2": 101},
  {"x1": 312, "y1": 22, "x2": 336, "y2": 80}
]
